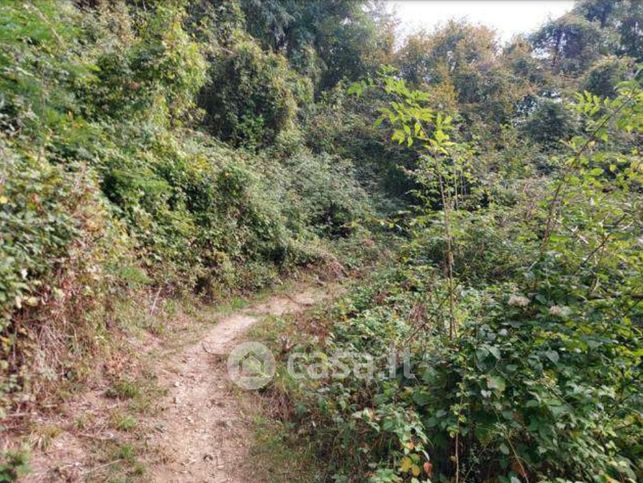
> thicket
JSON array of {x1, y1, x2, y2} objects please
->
[
  {"x1": 0, "y1": 0, "x2": 641, "y2": 482},
  {"x1": 0, "y1": 0, "x2": 381, "y2": 418},
  {"x1": 252, "y1": 1, "x2": 642, "y2": 482},
  {"x1": 268, "y1": 75, "x2": 641, "y2": 482}
]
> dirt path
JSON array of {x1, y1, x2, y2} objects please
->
[
  {"x1": 8, "y1": 283, "x2": 334, "y2": 482},
  {"x1": 147, "y1": 286, "x2": 330, "y2": 482}
]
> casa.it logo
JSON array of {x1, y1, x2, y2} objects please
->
[{"x1": 227, "y1": 342, "x2": 276, "y2": 390}]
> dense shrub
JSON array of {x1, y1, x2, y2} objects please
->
[
  {"x1": 199, "y1": 36, "x2": 309, "y2": 146},
  {"x1": 79, "y1": 3, "x2": 207, "y2": 124},
  {"x1": 263, "y1": 78, "x2": 642, "y2": 482},
  {"x1": 522, "y1": 98, "x2": 578, "y2": 147},
  {"x1": 0, "y1": 139, "x2": 128, "y2": 414},
  {"x1": 3, "y1": 1, "x2": 640, "y2": 480},
  {"x1": 279, "y1": 151, "x2": 370, "y2": 237},
  {"x1": 0, "y1": 1, "x2": 370, "y2": 416},
  {"x1": 281, "y1": 261, "x2": 639, "y2": 481},
  {"x1": 304, "y1": 81, "x2": 416, "y2": 203}
]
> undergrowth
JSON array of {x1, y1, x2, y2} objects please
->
[
  {"x1": 252, "y1": 76, "x2": 642, "y2": 482},
  {"x1": 0, "y1": 1, "x2": 371, "y2": 420},
  {"x1": 1, "y1": 1, "x2": 641, "y2": 482}
]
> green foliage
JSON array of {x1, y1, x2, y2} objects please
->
[
  {"x1": 0, "y1": 0, "x2": 371, "y2": 417},
  {"x1": 396, "y1": 22, "x2": 533, "y2": 131},
  {"x1": 82, "y1": 2, "x2": 207, "y2": 125},
  {"x1": 306, "y1": 78, "x2": 414, "y2": 203},
  {"x1": 573, "y1": 0, "x2": 643, "y2": 60},
  {"x1": 582, "y1": 55, "x2": 636, "y2": 98},
  {"x1": 199, "y1": 35, "x2": 306, "y2": 146},
  {"x1": 0, "y1": 145, "x2": 80, "y2": 321},
  {"x1": 0, "y1": 449, "x2": 30, "y2": 482},
  {"x1": 279, "y1": 151, "x2": 369, "y2": 237},
  {"x1": 0, "y1": 137, "x2": 126, "y2": 413},
  {"x1": 531, "y1": 14, "x2": 605, "y2": 75},
  {"x1": 397, "y1": 21, "x2": 497, "y2": 88},
  {"x1": 0, "y1": 1, "x2": 90, "y2": 138},
  {"x1": 238, "y1": 0, "x2": 395, "y2": 91},
  {"x1": 2, "y1": 1, "x2": 642, "y2": 480},
  {"x1": 265, "y1": 78, "x2": 642, "y2": 482},
  {"x1": 522, "y1": 98, "x2": 578, "y2": 147}
]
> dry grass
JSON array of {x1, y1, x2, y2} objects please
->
[{"x1": 2, "y1": 269, "x2": 332, "y2": 480}]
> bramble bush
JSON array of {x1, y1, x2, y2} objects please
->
[{"x1": 264, "y1": 77, "x2": 641, "y2": 482}]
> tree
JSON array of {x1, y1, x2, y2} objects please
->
[
  {"x1": 573, "y1": 0, "x2": 643, "y2": 60},
  {"x1": 522, "y1": 98, "x2": 576, "y2": 147},
  {"x1": 397, "y1": 21, "x2": 497, "y2": 87},
  {"x1": 582, "y1": 55, "x2": 636, "y2": 98},
  {"x1": 198, "y1": 36, "x2": 306, "y2": 146},
  {"x1": 238, "y1": 0, "x2": 395, "y2": 91},
  {"x1": 396, "y1": 22, "x2": 533, "y2": 132},
  {"x1": 531, "y1": 14, "x2": 605, "y2": 75}
]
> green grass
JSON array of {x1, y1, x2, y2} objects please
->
[
  {"x1": 109, "y1": 412, "x2": 138, "y2": 432},
  {"x1": 106, "y1": 379, "x2": 140, "y2": 400},
  {"x1": 247, "y1": 414, "x2": 322, "y2": 482},
  {"x1": 0, "y1": 449, "x2": 30, "y2": 481}
]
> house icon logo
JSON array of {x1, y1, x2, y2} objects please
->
[{"x1": 227, "y1": 342, "x2": 276, "y2": 390}]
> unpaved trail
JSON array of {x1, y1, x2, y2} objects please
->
[{"x1": 147, "y1": 286, "x2": 330, "y2": 482}]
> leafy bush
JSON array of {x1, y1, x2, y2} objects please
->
[
  {"x1": 79, "y1": 2, "x2": 206, "y2": 125},
  {"x1": 279, "y1": 151, "x2": 370, "y2": 237},
  {"x1": 263, "y1": 79, "x2": 642, "y2": 482},
  {"x1": 199, "y1": 35, "x2": 309, "y2": 146},
  {"x1": 282, "y1": 261, "x2": 639, "y2": 481},
  {"x1": 0, "y1": 139, "x2": 127, "y2": 415},
  {"x1": 0, "y1": 1, "x2": 371, "y2": 416},
  {"x1": 305, "y1": 80, "x2": 416, "y2": 203},
  {"x1": 522, "y1": 98, "x2": 578, "y2": 147}
]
